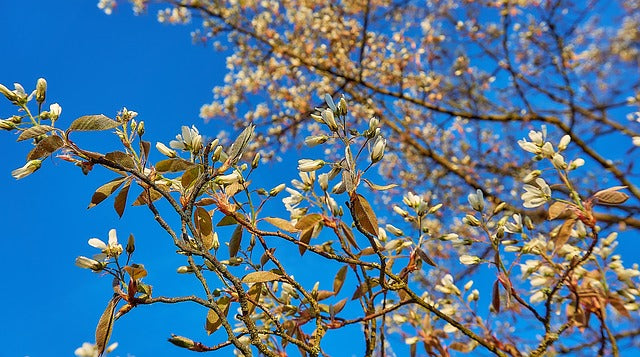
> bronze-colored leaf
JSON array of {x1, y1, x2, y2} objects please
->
[
  {"x1": 216, "y1": 215, "x2": 238, "y2": 226},
  {"x1": 139, "y1": 140, "x2": 150, "y2": 161},
  {"x1": 553, "y1": 218, "x2": 577, "y2": 254},
  {"x1": 349, "y1": 193, "x2": 379, "y2": 238},
  {"x1": 124, "y1": 264, "x2": 147, "y2": 280},
  {"x1": 449, "y1": 341, "x2": 477, "y2": 353},
  {"x1": 548, "y1": 201, "x2": 573, "y2": 220},
  {"x1": 294, "y1": 213, "x2": 323, "y2": 231},
  {"x1": 27, "y1": 134, "x2": 64, "y2": 160},
  {"x1": 17, "y1": 125, "x2": 55, "y2": 141},
  {"x1": 229, "y1": 225, "x2": 243, "y2": 258},
  {"x1": 105, "y1": 151, "x2": 136, "y2": 170},
  {"x1": 226, "y1": 124, "x2": 255, "y2": 166},
  {"x1": 264, "y1": 217, "x2": 299, "y2": 232},
  {"x1": 298, "y1": 226, "x2": 315, "y2": 256},
  {"x1": 155, "y1": 158, "x2": 194, "y2": 173},
  {"x1": 362, "y1": 178, "x2": 398, "y2": 191},
  {"x1": 351, "y1": 283, "x2": 369, "y2": 300},
  {"x1": 131, "y1": 187, "x2": 164, "y2": 206},
  {"x1": 205, "y1": 296, "x2": 230, "y2": 335},
  {"x1": 242, "y1": 271, "x2": 282, "y2": 284},
  {"x1": 339, "y1": 221, "x2": 359, "y2": 250},
  {"x1": 593, "y1": 186, "x2": 629, "y2": 206},
  {"x1": 316, "y1": 290, "x2": 335, "y2": 301},
  {"x1": 181, "y1": 165, "x2": 202, "y2": 189},
  {"x1": 608, "y1": 294, "x2": 631, "y2": 318},
  {"x1": 331, "y1": 298, "x2": 347, "y2": 316},
  {"x1": 491, "y1": 280, "x2": 500, "y2": 314},
  {"x1": 333, "y1": 266, "x2": 348, "y2": 294},
  {"x1": 246, "y1": 282, "x2": 262, "y2": 315},
  {"x1": 415, "y1": 247, "x2": 437, "y2": 267},
  {"x1": 113, "y1": 180, "x2": 131, "y2": 218},
  {"x1": 195, "y1": 198, "x2": 216, "y2": 206},
  {"x1": 95, "y1": 295, "x2": 119, "y2": 356},
  {"x1": 88, "y1": 177, "x2": 127, "y2": 209},
  {"x1": 195, "y1": 207, "x2": 215, "y2": 250},
  {"x1": 69, "y1": 114, "x2": 120, "y2": 132}
]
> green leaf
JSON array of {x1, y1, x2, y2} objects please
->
[
  {"x1": 242, "y1": 271, "x2": 282, "y2": 284},
  {"x1": 95, "y1": 295, "x2": 119, "y2": 356},
  {"x1": 17, "y1": 125, "x2": 55, "y2": 141},
  {"x1": 155, "y1": 158, "x2": 194, "y2": 173},
  {"x1": 105, "y1": 151, "x2": 136, "y2": 170},
  {"x1": 216, "y1": 215, "x2": 238, "y2": 227},
  {"x1": 362, "y1": 178, "x2": 398, "y2": 191},
  {"x1": 27, "y1": 134, "x2": 64, "y2": 160},
  {"x1": 294, "y1": 213, "x2": 323, "y2": 231},
  {"x1": 349, "y1": 193, "x2": 379, "y2": 238},
  {"x1": 131, "y1": 187, "x2": 164, "y2": 206},
  {"x1": 229, "y1": 225, "x2": 243, "y2": 258},
  {"x1": 205, "y1": 296, "x2": 230, "y2": 335},
  {"x1": 195, "y1": 207, "x2": 215, "y2": 250},
  {"x1": 263, "y1": 217, "x2": 299, "y2": 232},
  {"x1": 113, "y1": 180, "x2": 131, "y2": 218},
  {"x1": 88, "y1": 177, "x2": 127, "y2": 209},
  {"x1": 333, "y1": 266, "x2": 348, "y2": 294},
  {"x1": 69, "y1": 114, "x2": 120, "y2": 131}
]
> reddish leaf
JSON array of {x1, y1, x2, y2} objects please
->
[{"x1": 349, "y1": 193, "x2": 379, "y2": 238}]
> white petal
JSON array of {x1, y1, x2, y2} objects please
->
[
  {"x1": 88, "y1": 238, "x2": 107, "y2": 249},
  {"x1": 108, "y1": 229, "x2": 118, "y2": 245}
]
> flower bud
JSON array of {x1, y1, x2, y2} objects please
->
[
  {"x1": 269, "y1": 183, "x2": 286, "y2": 196},
  {"x1": 393, "y1": 205, "x2": 409, "y2": 217},
  {"x1": 463, "y1": 214, "x2": 481, "y2": 226},
  {"x1": 35, "y1": 78, "x2": 47, "y2": 104},
  {"x1": 168, "y1": 335, "x2": 196, "y2": 349},
  {"x1": 338, "y1": 96, "x2": 348, "y2": 116},
  {"x1": 75, "y1": 256, "x2": 103, "y2": 271},
  {"x1": 297, "y1": 159, "x2": 325, "y2": 172},
  {"x1": 370, "y1": 136, "x2": 386, "y2": 163},
  {"x1": 137, "y1": 121, "x2": 145, "y2": 136},
  {"x1": 331, "y1": 181, "x2": 346, "y2": 194},
  {"x1": 176, "y1": 266, "x2": 193, "y2": 274},
  {"x1": 0, "y1": 83, "x2": 18, "y2": 102},
  {"x1": 305, "y1": 135, "x2": 329, "y2": 147},
  {"x1": 214, "y1": 171, "x2": 242, "y2": 185},
  {"x1": 251, "y1": 152, "x2": 260, "y2": 169},
  {"x1": 0, "y1": 119, "x2": 17, "y2": 131},
  {"x1": 558, "y1": 135, "x2": 571, "y2": 151},
  {"x1": 156, "y1": 142, "x2": 177, "y2": 158},
  {"x1": 493, "y1": 202, "x2": 507, "y2": 214},
  {"x1": 211, "y1": 232, "x2": 220, "y2": 250},
  {"x1": 126, "y1": 234, "x2": 135, "y2": 255},
  {"x1": 321, "y1": 108, "x2": 338, "y2": 131},
  {"x1": 459, "y1": 254, "x2": 481, "y2": 265},
  {"x1": 385, "y1": 224, "x2": 404, "y2": 237},
  {"x1": 212, "y1": 145, "x2": 223, "y2": 161},
  {"x1": 49, "y1": 103, "x2": 62, "y2": 121},
  {"x1": 11, "y1": 160, "x2": 42, "y2": 179},
  {"x1": 318, "y1": 173, "x2": 329, "y2": 191}
]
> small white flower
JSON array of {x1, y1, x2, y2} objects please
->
[
  {"x1": 435, "y1": 274, "x2": 461, "y2": 295},
  {"x1": 297, "y1": 159, "x2": 325, "y2": 172},
  {"x1": 88, "y1": 229, "x2": 123, "y2": 258},
  {"x1": 156, "y1": 142, "x2": 177, "y2": 158},
  {"x1": 370, "y1": 135, "x2": 386, "y2": 163},
  {"x1": 49, "y1": 103, "x2": 62, "y2": 120},
  {"x1": 504, "y1": 214, "x2": 523, "y2": 233},
  {"x1": 459, "y1": 254, "x2": 481, "y2": 265},
  {"x1": 529, "y1": 290, "x2": 546, "y2": 304},
  {"x1": 467, "y1": 189, "x2": 485, "y2": 212},
  {"x1": 558, "y1": 135, "x2": 571, "y2": 151},
  {"x1": 11, "y1": 160, "x2": 42, "y2": 179},
  {"x1": 170, "y1": 125, "x2": 203, "y2": 153},
  {"x1": 517, "y1": 139, "x2": 540, "y2": 154},
  {"x1": 521, "y1": 178, "x2": 551, "y2": 208},
  {"x1": 321, "y1": 108, "x2": 337, "y2": 131},
  {"x1": 633, "y1": 136, "x2": 640, "y2": 147}
]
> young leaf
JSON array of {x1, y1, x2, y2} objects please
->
[
  {"x1": 95, "y1": 295, "x2": 119, "y2": 357},
  {"x1": 349, "y1": 193, "x2": 379, "y2": 238},
  {"x1": 181, "y1": 165, "x2": 202, "y2": 189},
  {"x1": 205, "y1": 296, "x2": 230, "y2": 335},
  {"x1": 362, "y1": 178, "x2": 398, "y2": 191},
  {"x1": 548, "y1": 201, "x2": 573, "y2": 220},
  {"x1": 226, "y1": 124, "x2": 255, "y2": 166},
  {"x1": 298, "y1": 227, "x2": 315, "y2": 256},
  {"x1": 229, "y1": 225, "x2": 243, "y2": 258},
  {"x1": 27, "y1": 134, "x2": 64, "y2": 160},
  {"x1": 216, "y1": 215, "x2": 238, "y2": 226},
  {"x1": 89, "y1": 177, "x2": 127, "y2": 209},
  {"x1": 113, "y1": 180, "x2": 131, "y2": 218},
  {"x1": 592, "y1": 186, "x2": 629, "y2": 206},
  {"x1": 69, "y1": 114, "x2": 120, "y2": 132},
  {"x1": 339, "y1": 221, "x2": 359, "y2": 250},
  {"x1": 553, "y1": 218, "x2": 577, "y2": 254},
  {"x1": 294, "y1": 213, "x2": 323, "y2": 231},
  {"x1": 242, "y1": 271, "x2": 282, "y2": 284},
  {"x1": 333, "y1": 265, "x2": 348, "y2": 294},
  {"x1": 264, "y1": 217, "x2": 299, "y2": 232},
  {"x1": 415, "y1": 247, "x2": 437, "y2": 267},
  {"x1": 124, "y1": 264, "x2": 148, "y2": 280},
  {"x1": 246, "y1": 282, "x2": 262, "y2": 315},
  {"x1": 131, "y1": 187, "x2": 164, "y2": 206},
  {"x1": 105, "y1": 151, "x2": 136, "y2": 170},
  {"x1": 155, "y1": 158, "x2": 194, "y2": 173},
  {"x1": 195, "y1": 207, "x2": 215, "y2": 250},
  {"x1": 331, "y1": 298, "x2": 347, "y2": 315},
  {"x1": 17, "y1": 125, "x2": 55, "y2": 141},
  {"x1": 491, "y1": 280, "x2": 500, "y2": 314}
]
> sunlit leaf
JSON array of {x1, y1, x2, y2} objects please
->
[
  {"x1": 226, "y1": 124, "x2": 255, "y2": 166},
  {"x1": 331, "y1": 298, "x2": 347, "y2": 315},
  {"x1": 339, "y1": 221, "x2": 359, "y2": 250},
  {"x1": 105, "y1": 151, "x2": 136, "y2": 170},
  {"x1": 131, "y1": 186, "x2": 165, "y2": 206},
  {"x1": 264, "y1": 217, "x2": 299, "y2": 232},
  {"x1": 362, "y1": 178, "x2": 398, "y2": 191},
  {"x1": 216, "y1": 215, "x2": 238, "y2": 227},
  {"x1": 113, "y1": 180, "x2": 131, "y2": 218},
  {"x1": 69, "y1": 114, "x2": 120, "y2": 132},
  {"x1": 195, "y1": 207, "x2": 215, "y2": 250},
  {"x1": 88, "y1": 177, "x2": 127, "y2": 209},
  {"x1": 242, "y1": 271, "x2": 282, "y2": 284},
  {"x1": 205, "y1": 296, "x2": 230, "y2": 335},
  {"x1": 548, "y1": 201, "x2": 573, "y2": 220},
  {"x1": 415, "y1": 247, "x2": 437, "y2": 267},
  {"x1": 294, "y1": 213, "x2": 323, "y2": 231},
  {"x1": 333, "y1": 265, "x2": 348, "y2": 294},
  {"x1": 95, "y1": 295, "x2": 119, "y2": 356},
  {"x1": 17, "y1": 125, "x2": 55, "y2": 141},
  {"x1": 181, "y1": 165, "x2": 202, "y2": 189},
  {"x1": 155, "y1": 158, "x2": 194, "y2": 173},
  {"x1": 27, "y1": 134, "x2": 63, "y2": 160},
  {"x1": 608, "y1": 294, "x2": 631, "y2": 318},
  {"x1": 246, "y1": 282, "x2": 262, "y2": 315},
  {"x1": 592, "y1": 186, "x2": 629, "y2": 206},
  {"x1": 124, "y1": 264, "x2": 147, "y2": 280},
  {"x1": 491, "y1": 280, "x2": 500, "y2": 314},
  {"x1": 298, "y1": 227, "x2": 314, "y2": 256},
  {"x1": 229, "y1": 225, "x2": 243, "y2": 258},
  {"x1": 349, "y1": 193, "x2": 379, "y2": 238},
  {"x1": 553, "y1": 218, "x2": 576, "y2": 254}
]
